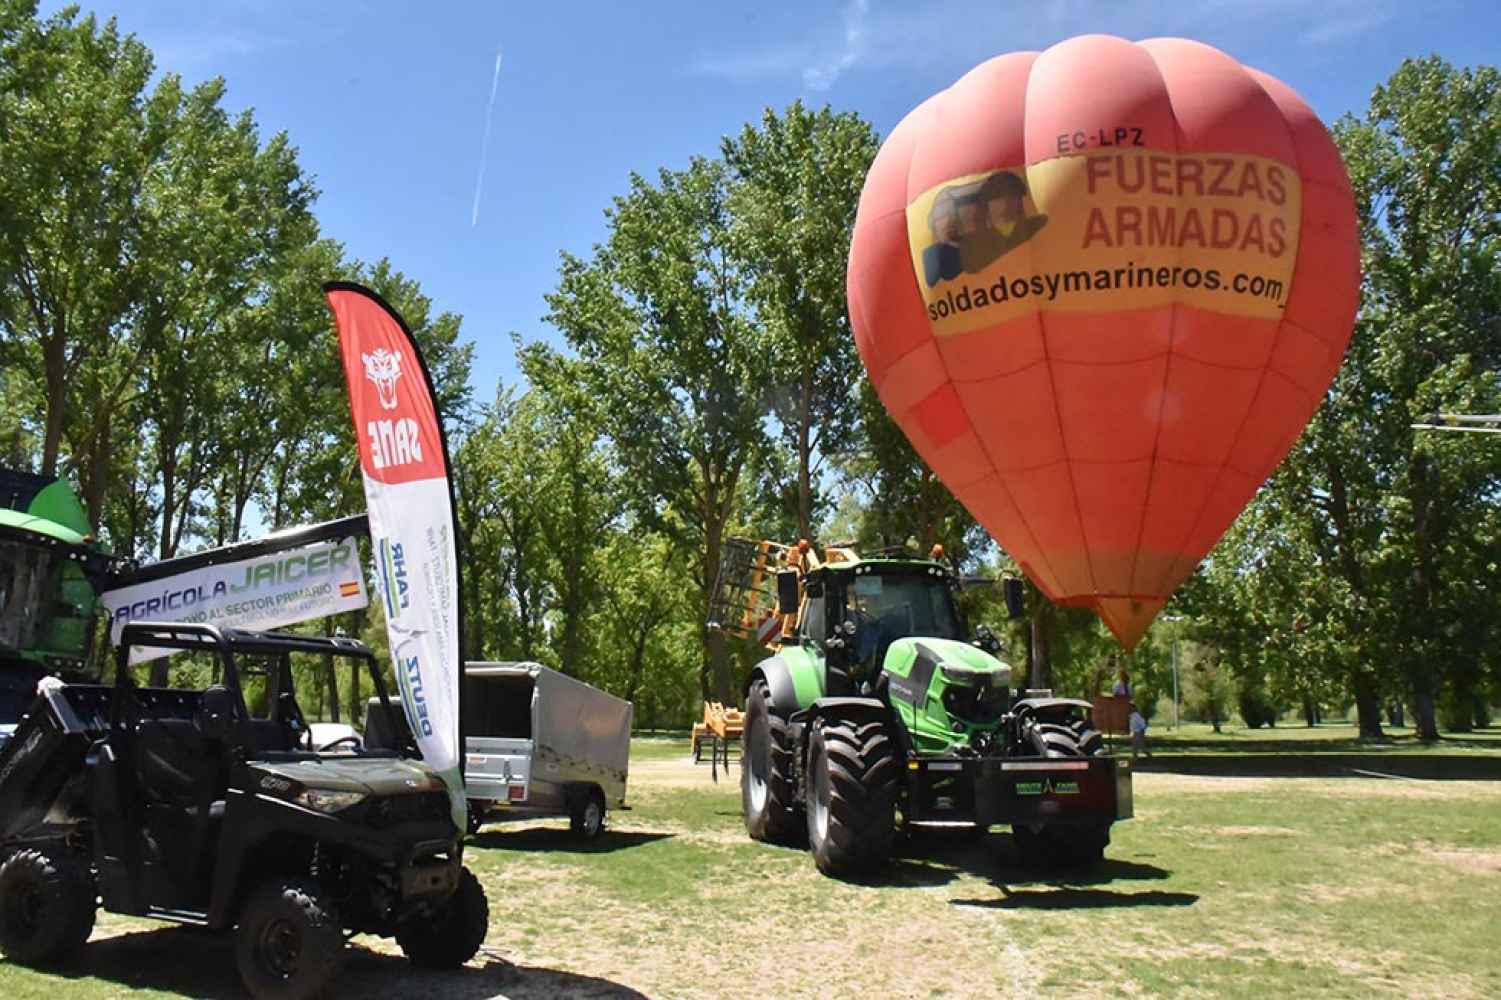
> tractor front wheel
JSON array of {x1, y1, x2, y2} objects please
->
[
  {"x1": 742, "y1": 677, "x2": 800, "y2": 845},
  {"x1": 806, "y1": 715, "x2": 900, "y2": 876}
]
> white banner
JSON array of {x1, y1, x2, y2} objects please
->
[
  {"x1": 101, "y1": 536, "x2": 368, "y2": 663},
  {"x1": 326, "y1": 282, "x2": 466, "y2": 830}
]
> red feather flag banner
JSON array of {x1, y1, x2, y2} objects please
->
[
  {"x1": 324, "y1": 281, "x2": 467, "y2": 828},
  {"x1": 847, "y1": 35, "x2": 1360, "y2": 649}
]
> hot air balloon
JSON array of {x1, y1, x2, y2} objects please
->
[{"x1": 847, "y1": 35, "x2": 1359, "y2": 649}]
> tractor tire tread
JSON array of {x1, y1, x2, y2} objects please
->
[
  {"x1": 743, "y1": 678, "x2": 801, "y2": 845},
  {"x1": 808, "y1": 715, "x2": 899, "y2": 875}
]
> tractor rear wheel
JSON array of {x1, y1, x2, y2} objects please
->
[
  {"x1": 806, "y1": 715, "x2": 899, "y2": 876},
  {"x1": 742, "y1": 677, "x2": 800, "y2": 845}
]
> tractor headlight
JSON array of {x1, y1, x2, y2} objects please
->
[{"x1": 296, "y1": 789, "x2": 367, "y2": 813}]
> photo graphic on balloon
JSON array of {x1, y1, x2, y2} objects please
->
[
  {"x1": 921, "y1": 171, "x2": 1049, "y2": 287},
  {"x1": 848, "y1": 35, "x2": 1360, "y2": 648}
]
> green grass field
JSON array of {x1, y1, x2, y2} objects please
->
[{"x1": 1, "y1": 737, "x2": 1498, "y2": 998}]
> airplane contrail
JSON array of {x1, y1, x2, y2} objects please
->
[{"x1": 471, "y1": 49, "x2": 503, "y2": 228}]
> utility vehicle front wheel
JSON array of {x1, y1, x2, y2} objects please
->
[
  {"x1": 742, "y1": 677, "x2": 800, "y2": 845},
  {"x1": 806, "y1": 715, "x2": 900, "y2": 876},
  {"x1": 234, "y1": 878, "x2": 344, "y2": 1000},
  {"x1": 0, "y1": 847, "x2": 95, "y2": 965},
  {"x1": 467, "y1": 802, "x2": 488, "y2": 836},
  {"x1": 396, "y1": 867, "x2": 489, "y2": 968}
]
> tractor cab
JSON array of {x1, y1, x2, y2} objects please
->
[
  {"x1": 0, "y1": 469, "x2": 120, "y2": 749},
  {"x1": 796, "y1": 558, "x2": 968, "y2": 695}
]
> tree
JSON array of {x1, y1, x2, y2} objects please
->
[
  {"x1": 545, "y1": 158, "x2": 770, "y2": 703},
  {"x1": 521, "y1": 346, "x2": 623, "y2": 675},
  {"x1": 455, "y1": 388, "x2": 552, "y2": 661},
  {"x1": 1180, "y1": 641, "x2": 1234, "y2": 732},
  {"x1": 722, "y1": 102, "x2": 879, "y2": 540},
  {"x1": 0, "y1": 8, "x2": 171, "y2": 480},
  {"x1": 1181, "y1": 58, "x2": 1501, "y2": 741},
  {"x1": 136, "y1": 73, "x2": 317, "y2": 561}
]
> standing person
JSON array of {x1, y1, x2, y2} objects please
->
[
  {"x1": 1129, "y1": 704, "x2": 1150, "y2": 761},
  {"x1": 1113, "y1": 667, "x2": 1132, "y2": 699}
]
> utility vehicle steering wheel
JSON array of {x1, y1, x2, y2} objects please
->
[{"x1": 318, "y1": 735, "x2": 362, "y2": 752}]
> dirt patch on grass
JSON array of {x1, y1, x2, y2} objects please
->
[
  {"x1": 628, "y1": 757, "x2": 728, "y2": 789},
  {"x1": 1198, "y1": 825, "x2": 1299, "y2": 837},
  {"x1": 1416, "y1": 844, "x2": 1501, "y2": 876}
]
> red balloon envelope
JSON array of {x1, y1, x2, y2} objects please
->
[{"x1": 847, "y1": 35, "x2": 1359, "y2": 648}]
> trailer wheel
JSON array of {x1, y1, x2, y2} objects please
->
[
  {"x1": 396, "y1": 867, "x2": 489, "y2": 968},
  {"x1": 570, "y1": 787, "x2": 606, "y2": 840},
  {"x1": 806, "y1": 716, "x2": 899, "y2": 876},
  {"x1": 742, "y1": 677, "x2": 801, "y2": 845},
  {"x1": 234, "y1": 878, "x2": 344, "y2": 1000},
  {"x1": 0, "y1": 848, "x2": 95, "y2": 965}
]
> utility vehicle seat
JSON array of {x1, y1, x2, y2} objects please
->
[
  {"x1": 135, "y1": 719, "x2": 223, "y2": 802},
  {"x1": 364, "y1": 697, "x2": 412, "y2": 751}
]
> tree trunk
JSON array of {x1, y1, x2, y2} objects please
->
[
  {"x1": 1351, "y1": 672, "x2": 1384, "y2": 739},
  {"x1": 796, "y1": 365, "x2": 813, "y2": 542},
  {"x1": 348, "y1": 615, "x2": 363, "y2": 725},
  {"x1": 324, "y1": 616, "x2": 340, "y2": 723},
  {"x1": 40, "y1": 326, "x2": 67, "y2": 478},
  {"x1": 1028, "y1": 612, "x2": 1052, "y2": 691},
  {"x1": 624, "y1": 629, "x2": 649, "y2": 707},
  {"x1": 703, "y1": 506, "x2": 732, "y2": 704},
  {"x1": 1413, "y1": 692, "x2": 1438, "y2": 740}
]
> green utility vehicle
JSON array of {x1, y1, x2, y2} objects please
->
[
  {"x1": 711, "y1": 539, "x2": 1132, "y2": 876},
  {"x1": 0, "y1": 621, "x2": 487, "y2": 998}
]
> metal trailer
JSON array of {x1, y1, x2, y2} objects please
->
[{"x1": 462, "y1": 662, "x2": 633, "y2": 839}]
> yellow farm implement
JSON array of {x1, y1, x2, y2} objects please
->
[{"x1": 692, "y1": 700, "x2": 744, "y2": 781}]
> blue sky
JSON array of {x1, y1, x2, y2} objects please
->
[{"x1": 47, "y1": 0, "x2": 1497, "y2": 400}]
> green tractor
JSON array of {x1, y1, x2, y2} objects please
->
[
  {"x1": 0, "y1": 470, "x2": 120, "y2": 746},
  {"x1": 711, "y1": 538, "x2": 1131, "y2": 876}
]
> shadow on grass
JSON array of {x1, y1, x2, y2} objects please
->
[
  {"x1": 27, "y1": 928, "x2": 648, "y2": 999},
  {"x1": 953, "y1": 887, "x2": 1199, "y2": 910},
  {"x1": 470, "y1": 828, "x2": 672, "y2": 854},
  {"x1": 833, "y1": 829, "x2": 1180, "y2": 899}
]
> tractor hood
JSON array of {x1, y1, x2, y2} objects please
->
[
  {"x1": 883, "y1": 636, "x2": 1012, "y2": 688},
  {"x1": 882, "y1": 637, "x2": 1014, "y2": 752},
  {"x1": 252, "y1": 756, "x2": 447, "y2": 799}
]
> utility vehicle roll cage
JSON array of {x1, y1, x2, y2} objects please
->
[{"x1": 113, "y1": 621, "x2": 408, "y2": 756}]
